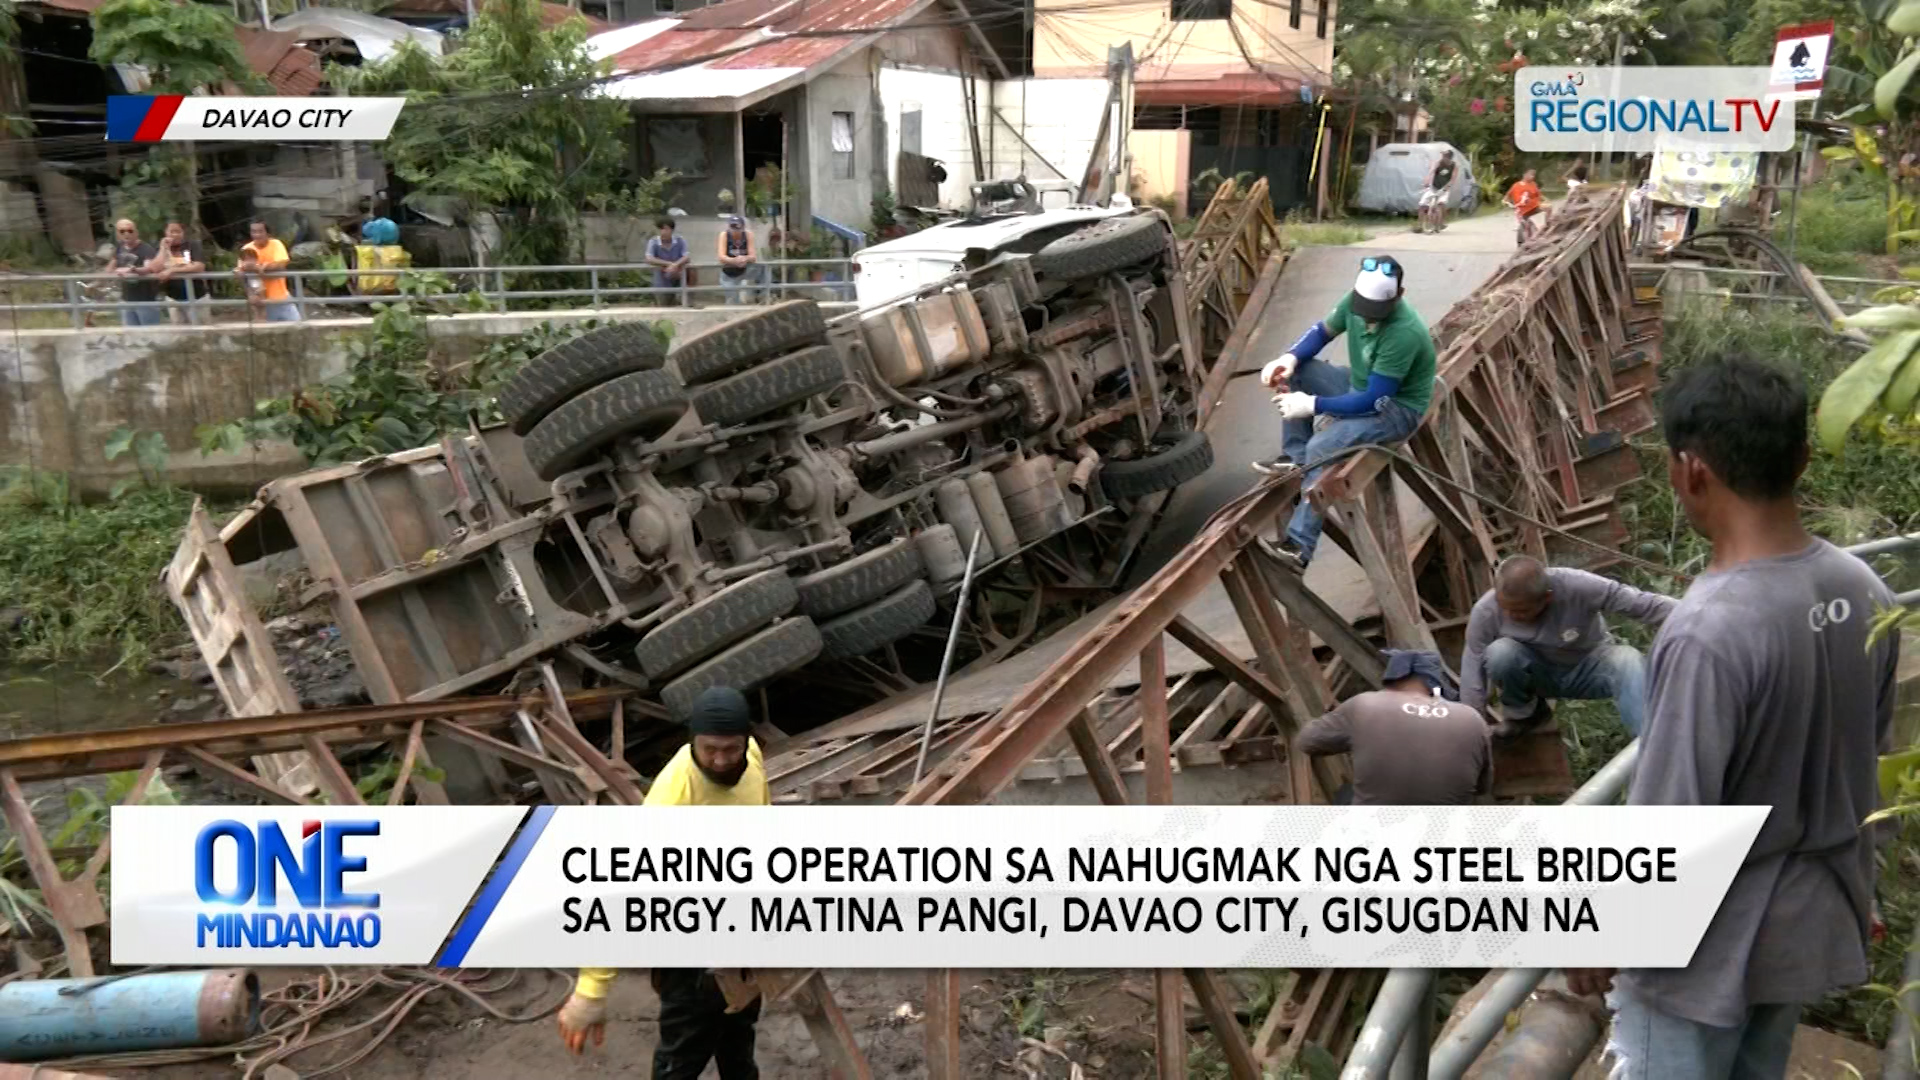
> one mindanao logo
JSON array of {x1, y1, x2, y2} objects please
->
[{"x1": 194, "y1": 819, "x2": 383, "y2": 950}]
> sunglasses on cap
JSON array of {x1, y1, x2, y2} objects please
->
[{"x1": 1359, "y1": 257, "x2": 1401, "y2": 277}]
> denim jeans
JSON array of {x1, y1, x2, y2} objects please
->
[
  {"x1": 721, "y1": 264, "x2": 764, "y2": 304},
  {"x1": 1282, "y1": 356, "x2": 1425, "y2": 559},
  {"x1": 263, "y1": 301, "x2": 301, "y2": 323},
  {"x1": 120, "y1": 302, "x2": 163, "y2": 327},
  {"x1": 1484, "y1": 638, "x2": 1647, "y2": 736},
  {"x1": 1603, "y1": 987, "x2": 1800, "y2": 1080}
]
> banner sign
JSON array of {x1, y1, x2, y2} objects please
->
[
  {"x1": 106, "y1": 96, "x2": 406, "y2": 142},
  {"x1": 1514, "y1": 66, "x2": 1796, "y2": 153},
  {"x1": 112, "y1": 805, "x2": 1765, "y2": 969}
]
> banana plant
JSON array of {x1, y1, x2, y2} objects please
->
[{"x1": 1817, "y1": 303, "x2": 1920, "y2": 454}]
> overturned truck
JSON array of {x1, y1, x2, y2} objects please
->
[{"x1": 168, "y1": 210, "x2": 1216, "y2": 799}]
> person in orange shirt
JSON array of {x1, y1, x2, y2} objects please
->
[
  {"x1": 1506, "y1": 169, "x2": 1545, "y2": 244},
  {"x1": 236, "y1": 220, "x2": 300, "y2": 323}
]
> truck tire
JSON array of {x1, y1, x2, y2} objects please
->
[
  {"x1": 659, "y1": 617, "x2": 822, "y2": 720},
  {"x1": 1099, "y1": 430, "x2": 1214, "y2": 500},
  {"x1": 671, "y1": 300, "x2": 828, "y2": 386},
  {"x1": 820, "y1": 580, "x2": 937, "y2": 660},
  {"x1": 692, "y1": 345, "x2": 844, "y2": 427},
  {"x1": 498, "y1": 322, "x2": 667, "y2": 435},
  {"x1": 793, "y1": 537, "x2": 925, "y2": 619},
  {"x1": 1032, "y1": 216, "x2": 1169, "y2": 282},
  {"x1": 524, "y1": 369, "x2": 689, "y2": 482},
  {"x1": 634, "y1": 570, "x2": 799, "y2": 681}
]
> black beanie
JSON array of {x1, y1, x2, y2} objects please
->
[{"x1": 686, "y1": 686, "x2": 752, "y2": 736}]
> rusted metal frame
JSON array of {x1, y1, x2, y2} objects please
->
[
  {"x1": 0, "y1": 690, "x2": 629, "y2": 782},
  {"x1": 1248, "y1": 559, "x2": 1386, "y2": 688},
  {"x1": 1274, "y1": 968, "x2": 1341, "y2": 1069},
  {"x1": 1109, "y1": 673, "x2": 1199, "y2": 764},
  {"x1": 1320, "y1": 488, "x2": 1437, "y2": 654},
  {"x1": 925, "y1": 968, "x2": 963, "y2": 1080},
  {"x1": 1166, "y1": 616, "x2": 1294, "y2": 724},
  {"x1": 1251, "y1": 971, "x2": 1304, "y2": 1061},
  {"x1": 1366, "y1": 468, "x2": 1432, "y2": 647},
  {"x1": 806, "y1": 724, "x2": 979, "y2": 801},
  {"x1": 270, "y1": 493, "x2": 452, "y2": 804},
  {"x1": 1188, "y1": 969, "x2": 1264, "y2": 1077},
  {"x1": 534, "y1": 710, "x2": 648, "y2": 805},
  {"x1": 388, "y1": 720, "x2": 426, "y2": 805},
  {"x1": 1176, "y1": 684, "x2": 1251, "y2": 751},
  {"x1": 169, "y1": 501, "x2": 321, "y2": 796},
  {"x1": 339, "y1": 474, "x2": 469, "y2": 689},
  {"x1": 432, "y1": 719, "x2": 578, "y2": 793},
  {"x1": 75, "y1": 750, "x2": 162, "y2": 888},
  {"x1": 1067, "y1": 708, "x2": 1132, "y2": 804},
  {"x1": 1198, "y1": 255, "x2": 1286, "y2": 426},
  {"x1": 1140, "y1": 636, "x2": 1174, "y2": 805},
  {"x1": 0, "y1": 765, "x2": 113, "y2": 978},
  {"x1": 1155, "y1": 968, "x2": 1188, "y2": 1079},
  {"x1": 900, "y1": 478, "x2": 1303, "y2": 806},
  {"x1": 1216, "y1": 558, "x2": 1335, "y2": 804},
  {"x1": 777, "y1": 971, "x2": 872, "y2": 1080},
  {"x1": 181, "y1": 746, "x2": 312, "y2": 804}
]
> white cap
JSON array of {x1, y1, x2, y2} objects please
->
[{"x1": 1349, "y1": 257, "x2": 1403, "y2": 319}]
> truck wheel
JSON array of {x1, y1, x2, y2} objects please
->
[
  {"x1": 820, "y1": 580, "x2": 937, "y2": 660},
  {"x1": 1032, "y1": 216, "x2": 1169, "y2": 282},
  {"x1": 523, "y1": 369, "x2": 689, "y2": 481},
  {"x1": 793, "y1": 537, "x2": 925, "y2": 619},
  {"x1": 691, "y1": 345, "x2": 844, "y2": 427},
  {"x1": 634, "y1": 570, "x2": 799, "y2": 681},
  {"x1": 1099, "y1": 430, "x2": 1214, "y2": 500},
  {"x1": 659, "y1": 617, "x2": 822, "y2": 720},
  {"x1": 498, "y1": 322, "x2": 667, "y2": 435},
  {"x1": 672, "y1": 300, "x2": 828, "y2": 386}
]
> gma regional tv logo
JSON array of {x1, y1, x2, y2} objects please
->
[
  {"x1": 194, "y1": 819, "x2": 383, "y2": 949},
  {"x1": 1514, "y1": 66, "x2": 1795, "y2": 153}
]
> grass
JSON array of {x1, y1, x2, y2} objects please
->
[
  {"x1": 1281, "y1": 211, "x2": 1371, "y2": 248},
  {"x1": 0, "y1": 470, "x2": 200, "y2": 673},
  {"x1": 1575, "y1": 300, "x2": 1920, "y2": 1045}
]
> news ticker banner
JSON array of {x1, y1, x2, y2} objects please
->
[
  {"x1": 111, "y1": 804, "x2": 1765, "y2": 969},
  {"x1": 1514, "y1": 66, "x2": 1797, "y2": 153},
  {"x1": 106, "y1": 96, "x2": 405, "y2": 142}
]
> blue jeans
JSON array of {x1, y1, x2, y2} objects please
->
[
  {"x1": 121, "y1": 302, "x2": 163, "y2": 326},
  {"x1": 721, "y1": 264, "x2": 765, "y2": 304},
  {"x1": 1604, "y1": 987, "x2": 1800, "y2": 1080},
  {"x1": 1484, "y1": 638, "x2": 1647, "y2": 736},
  {"x1": 1282, "y1": 357, "x2": 1425, "y2": 559},
  {"x1": 263, "y1": 301, "x2": 301, "y2": 323}
]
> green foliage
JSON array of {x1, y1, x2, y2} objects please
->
[
  {"x1": 1787, "y1": 173, "x2": 1900, "y2": 271},
  {"x1": 0, "y1": 768, "x2": 176, "y2": 930},
  {"x1": 88, "y1": 0, "x2": 262, "y2": 93},
  {"x1": 0, "y1": 473, "x2": 198, "y2": 668},
  {"x1": 103, "y1": 427, "x2": 172, "y2": 499},
  {"x1": 1279, "y1": 211, "x2": 1371, "y2": 247},
  {"x1": 335, "y1": 0, "x2": 655, "y2": 268},
  {"x1": 1817, "y1": 300, "x2": 1920, "y2": 459}
]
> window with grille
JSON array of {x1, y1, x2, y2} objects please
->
[{"x1": 1171, "y1": 0, "x2": 1230, "y2": 21}]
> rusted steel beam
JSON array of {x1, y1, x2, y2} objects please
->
[
  {"x1": 389, "y1": 719, "x2": 426, "y2": 806},
  {"x1": 1155, "y1": 968, "x2": 1189, "y2": 1080},
  {"x1": 1198, "y1": 254, "x2": 1286, "y2": 426},
  {"x1": 0, "y1": 690, "x2": 630, "y2": 782},
  {"x1": 1140, "y1": 636, "x2": 1173, "y2": 806},
  {"x1": 925, "y1": 969, "x2": 963, "y2": 1080},
  {"x1": 1166, "y1": 617, "x2": 1294, "y2": 730},
  {"x1": 791, "y1": 972, "x2": 874, "y2": 1080},
  {"x1": 897, "y1": 478, "x2": 1301, "y2": 806},
  {"x1": 1067, "y1": 709, "x2": 1131, "y2": 805},
  {"x1": 0, "y1": 768, "x2": 105, "y2": 977},
  {"x1": 181, "y1": 747, "x2": 311, "y2": 805},
  {"x1": 1188, "y1": 969, "x2": 1262, "y2": 1079}
]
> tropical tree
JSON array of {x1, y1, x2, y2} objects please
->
[
  {"x1": 88, "y1": 0, "x2": 264, "y2": 232},
  {"x1": 335, "y1": 0, "x2": 667, "y2": 267}
]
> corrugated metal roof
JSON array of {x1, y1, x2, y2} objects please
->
[
  {"x1": 595, "y1": 0, "x2": 930, "y2": 101},
  {"x1": 24, "y1": 2, "x2": 329, "y2": 98}
]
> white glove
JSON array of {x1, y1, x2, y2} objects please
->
[
  {"x1": 1260, "y1": 353, "x2": 1298, "y2": 389},
  {"x1": 1275, "y1": 392, "x2": 1317, "y2": 421},
  {"x1": 557, "y1": 992, "x2": 608, "y2": 1054}
]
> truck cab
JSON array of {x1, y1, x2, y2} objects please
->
[{"x1": 853, "y1": 180, "x2": 1133, "y2": 309}]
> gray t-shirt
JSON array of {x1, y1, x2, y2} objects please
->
[
  {"x1": 1297, "y1": 690, "x2": 1492, "y2": 805},
  {"x1": 1620, "y1": 540, "x2": 1899, "y2": 1027},
  {"x1": 1458, "y1": 568, "x2": 1677, "y2": 712}
]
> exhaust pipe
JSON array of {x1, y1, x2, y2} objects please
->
[{"x1": 1068, "y1": 445, "x2": 1100, "y2": 496}]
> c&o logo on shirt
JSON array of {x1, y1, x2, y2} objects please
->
[
  {"x1": 1807, "y1": 598, "x2": 1852, "y2": 632},
  {"x1": 1400, "y1": 702, "x2": 1451, "y2": 718}
]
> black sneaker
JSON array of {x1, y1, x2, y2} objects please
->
[
  {"x1": 1257, "y1": 536, "x2": 1309, "y2": 572},
  {"x1": 1250, "y1": 456, "x2": 1293, "y2": 476},
  {"x1": 1491, "y1": 699, "x2": 1553, "y2": 738}
]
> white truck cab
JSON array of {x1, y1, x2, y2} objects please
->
[{"x1": 853, "y1": 179, "x2": 1134, "y2": 310}]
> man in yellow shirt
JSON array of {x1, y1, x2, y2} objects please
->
[
  {"x1": 237, "y1": 220, "x2": 300, "y2": 323},
  {"x1": 557, "y1": 686, "x2": 768, "y2": 1077}
]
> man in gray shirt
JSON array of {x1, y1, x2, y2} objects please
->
[
  {"x1": 1297, "y1": 649, "x2": 1492, "y2": 805},
  {"x1": 1458, "y1": 557, "x2": 1676, "y2": 737},
  {"x1": 1567, "y1": 357, "x2": 1899, "y2": 1079}
]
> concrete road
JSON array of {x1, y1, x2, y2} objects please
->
[
  {"x1": 1362, "y1": 206, "x2": 1526, "y2": 254},
  {"x1": 1132, "y1": 237, "x2": 1516, "y2": 582}
]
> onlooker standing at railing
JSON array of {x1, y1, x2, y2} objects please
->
[
  {"x1": 108, "y1": 219, "x2": 161, "y2": 327},
  {"x1": 237, "y1": 220, "x2": 299, "y2": 323},
  {"x1": 646, "y1": 217, "x2": 691, "y2": 305},
  {"x1": 716, "y1": 215, "x2": 761, "y2": 305},
  {"x1": 148, "y1": 222, "x2": 206, "y2": 326}
]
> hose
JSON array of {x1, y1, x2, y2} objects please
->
[{"x1": 37, "y1": 967, "x2": 572, "y2": 1078}]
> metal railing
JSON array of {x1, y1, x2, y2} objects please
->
[{"x1": 0, "y1": 258, "x2": 859, "y2": 329}]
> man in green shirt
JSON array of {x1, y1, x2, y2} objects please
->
[{"x1": 1254, "y1": 255, "x2": 1437, "y2": 567}]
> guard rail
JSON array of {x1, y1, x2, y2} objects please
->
[{"x1": 0, "y1": 259, "x2": 858, "y2": 329}]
